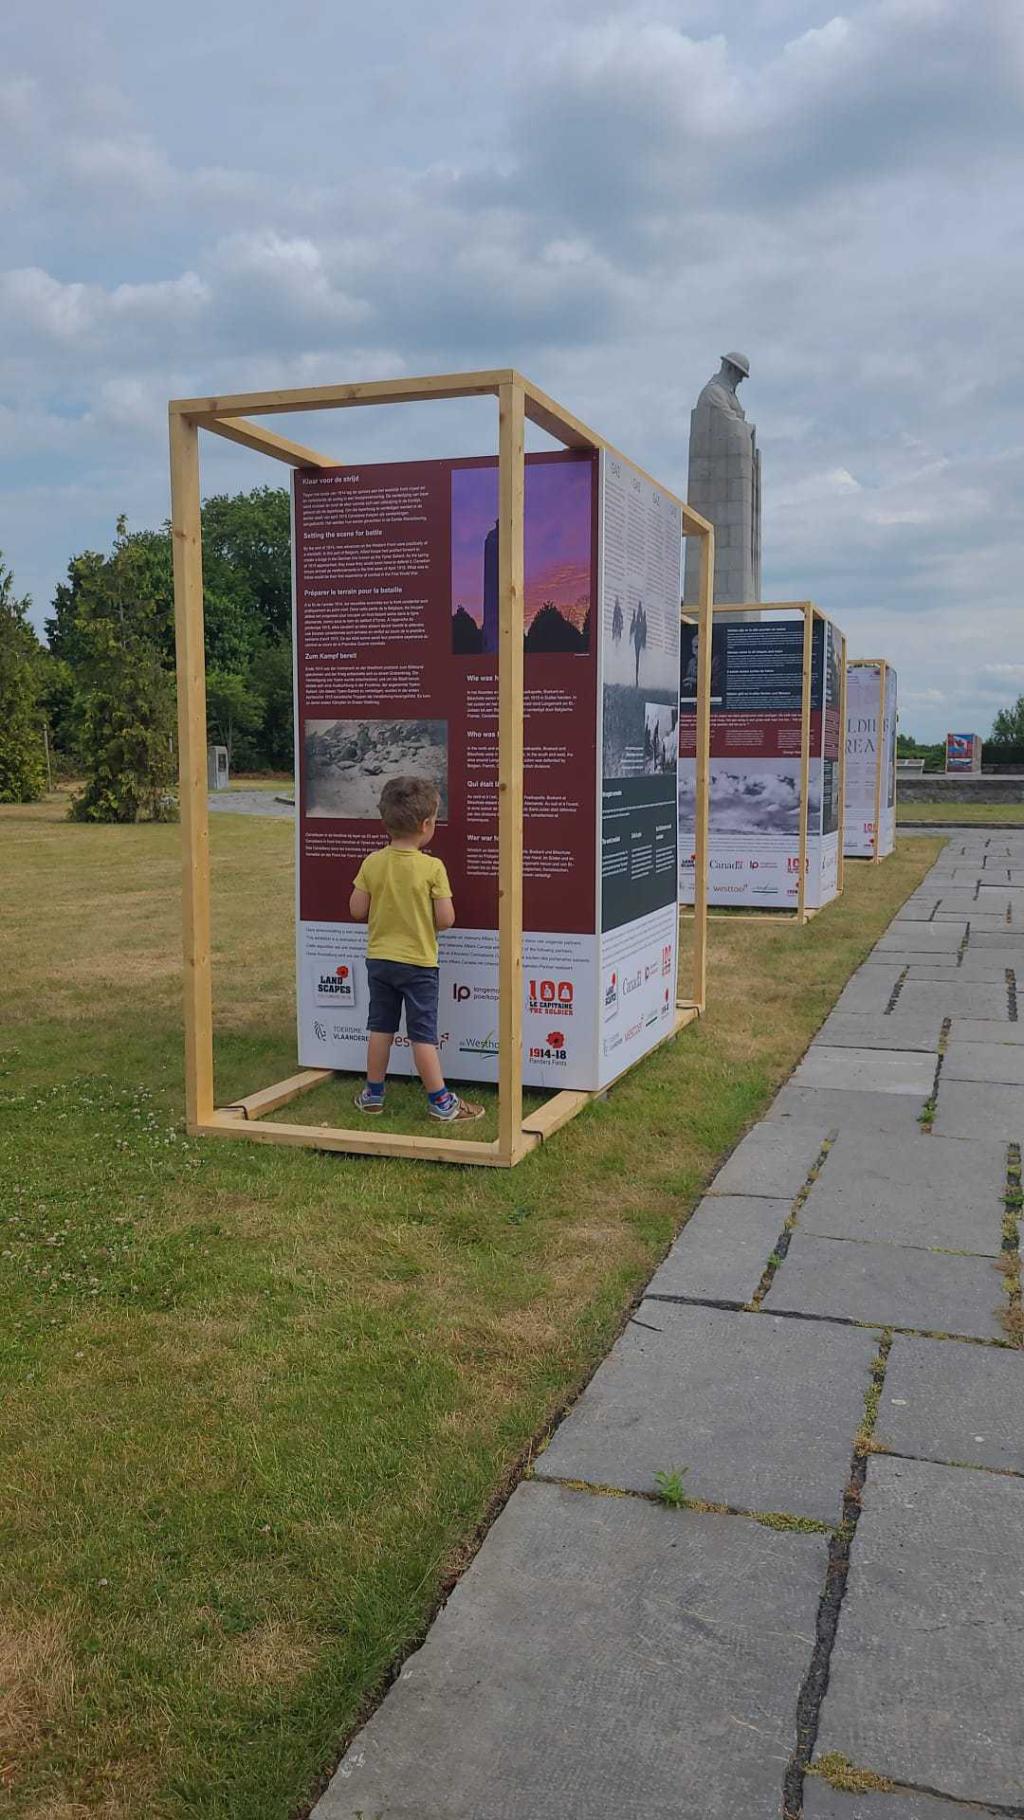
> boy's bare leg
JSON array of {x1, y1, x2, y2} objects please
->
[
  {"x1": 411, "y1": 1041, "x2": 445, "y2": 1094},
  {"x1": 367, "y1": 1031, "x2": 394, "y2": 1081}
]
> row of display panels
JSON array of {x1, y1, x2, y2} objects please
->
[{"x1": 288, "y1": 442, "x2": 897, "y2": 1088}]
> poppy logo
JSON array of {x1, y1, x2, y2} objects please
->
[{"x1": 546, "y1": 1030, "x2": 566, "y2": 1051}]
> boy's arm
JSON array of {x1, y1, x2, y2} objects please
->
[
  {"x1": 349, "y1": 886, "x2": 371, "y2": 921},
  {"x1": 431, "y1": 859, "x2": 455, "y2": 932}
]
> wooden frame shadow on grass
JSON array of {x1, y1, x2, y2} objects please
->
[
  {"x1": 679, "y1": 599, "x2": 847, "y2": 928},
  {"x1": 169, "y1": 370, "x2": 714, "y2": 1168}
]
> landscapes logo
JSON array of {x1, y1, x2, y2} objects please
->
[
  {"x1": 529, "y1": 1028, "x2": 568, "y2": 1067},
  {"x1": 527, "y1": 978, "x2": 574, "y2": 1018},
  {"x1": 314, "y1": 963, "x2": 355, "y2": 1006},
  {"x1": 679, "y1": 851, "x2": 695, "y2": 871}
]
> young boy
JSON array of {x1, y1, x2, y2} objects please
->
[{"x1": 349, "y1": 775, "x2": 484, "y2": 1123}]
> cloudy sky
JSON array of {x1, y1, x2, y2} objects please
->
[{"x1": 2, "y1": 0, "x2": 1021, "y2": 738}]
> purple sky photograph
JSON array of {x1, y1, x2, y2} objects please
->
[{"x1": 451, "y1": 458, "x2": 592, "y2": 631}]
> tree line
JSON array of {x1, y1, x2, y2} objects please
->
[
  {"x1": 7, "y1": 500, "x2": 1024, "y2": 814},
  {"x1": 0, "y1": 488, "x2": 293, "y2": 818}
]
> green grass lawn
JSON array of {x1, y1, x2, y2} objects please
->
[
  {"x1": 0, "y1": 803, "x2": 940, "y2": 1819},
  {"x1": 897, "y1": 800, "x2": 1024, "y2": 825}
]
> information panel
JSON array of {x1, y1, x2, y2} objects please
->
[
  {"x1": 946, "y1": 732, "x2": 981, "y2": 774},
  {"x1": 678, "y1": 615, "x2": 842, "y2": 910},
  {"x1": 292, "y1": 449, "x2": 680, "y2": 1091},
  {"x1": 844, "y1": 663, "x2": 897, "y2": 858}
]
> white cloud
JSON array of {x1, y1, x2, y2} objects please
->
[{"x1": 0, "y1": 0, "x2": 1021, "y2": 738}]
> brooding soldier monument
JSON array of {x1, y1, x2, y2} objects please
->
[{"x1": 683, "y1": 352, "x2": 761, "y2": 614}]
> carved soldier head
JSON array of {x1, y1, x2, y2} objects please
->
[{"x1": 720, "y1": 351, "x2": 750, "y2": 389}]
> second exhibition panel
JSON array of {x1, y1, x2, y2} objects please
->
[{"x1": 679, "y1": 604, "x2": 844, "y2": 917}]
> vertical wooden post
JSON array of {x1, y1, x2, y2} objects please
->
[
  {"x1": 797, "y1": 604, "x2": 814, "y2": 923},
  {"x1": 496, "y1": 381, "x2": 525, "y2": 1163},
  {"x1": 692, "y1": 525, "x2": 714, "y2": 1009},
  {"x1": 837, "y1": 633, "x2": 848, "y2": 891},
  {"x1": 169, "y1": 410, "x2": 214, "y2": 1129}
]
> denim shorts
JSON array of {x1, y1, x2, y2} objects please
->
[{"x1": 366, "y1": 959, "x2": 440, "y2": 1044}]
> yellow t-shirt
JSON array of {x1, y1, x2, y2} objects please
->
[{"x1": 354, "y1": 845, "x2": 453, "y2": 968}]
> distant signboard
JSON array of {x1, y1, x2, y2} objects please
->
[{"x1": 945, "y1": 732, "x2": 982, "y2": 774}]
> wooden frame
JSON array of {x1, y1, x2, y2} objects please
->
[
  {"x1": 845, "y1": 658, "x2": 891, "y2": 864},
  {"x1": 169, "y1": 369, "x2": 713, "y2": 1167},
  {"x1": 679, "y1": 600, "x2": 846, "y2": 927}
]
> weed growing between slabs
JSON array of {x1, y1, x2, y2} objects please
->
[{"x1": 0, "y1": 799, "x2": 940, "y2": 1819}]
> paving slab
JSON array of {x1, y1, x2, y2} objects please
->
[
  {"x1": 537, "y1": 1302, "x2": 876, "y2": 1521},
  {"x1": 812, "y1": 1014, "x2": 942, "y2": 1052},
  {"x1": 645, "y1": 1196, "x2": 787, "y2": 1303},
  {"x1": 963, "y1": 931, "x2": 1024, "y2": 951},
  {"x1": 767, "y1": 1087, "x2": 926, "y2": 1135},
  {"x1": 762, "y1": 1234, "x2": 1006, "y2": 1338},
  {"x1": 815, "y1": 1455, "x2": 1024, "y2": 1808},
  {"x1": 876, "y1": 1335, "x2": 1024, "y2": 1471},
  {"x1": 943, "y1": 1039, "x2": 1024, "y2": 1085},
  {"x1": 315, "y1": 1480, "x2": 830, "y2": 1820},
  {"x1": 707, "y1": 1121, "x2": 831, "y2": 1198},
  {"x1": 905, "y1": 960, "x2": 1011, "y2": 983},
  {"x1": 893, "y1": 981, "x2": 1009, "y2": 1019},
  {"x1": 934, "y1": 911, "x2": 1010, "y2": 927},
  {"x1": 873, "y1": 924, "x2": 965, "y2": 953},
  {"x1": 798, "y1": 1130, "x2": 1005, "y2": 1254},
  {"x1": 948, "y1": 1016, "x2": 1024, "y2": 1045},
  {"x1": 832, "y1": 970, "x2": 906, "y2": 1014},
  {"x1": 932, "y1": 1079, "x2": 1024, "y2": 1140},
  {"x1": 789, "y1": 1048, "x2": 936, "y2": 1097},
  {"x1": 804, "y1": 1782, "x2": 982, "y2": 1818}
]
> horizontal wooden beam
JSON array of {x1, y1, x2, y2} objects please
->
[
  {"x1": 170, "y1": 370, "x2": 518, "y2": 421},
  {"x1": 714, "y1": 600, "x2": 814, "y2": 614},
  {"x1": 521, "y1": 1090, "x2": 593, "y2": 1141},
  {"x1": 199, "y1": 1109, "x2": 516, "y2": 1166},
  {"x1": 202, "y1": 417, "x2": 338, "y2": 468},
  {"x1": 522, "y1": 379, "x2": 687, "y2": 512},
  {"x1": 220, "y1": 1068, "x2": 333, "y2": 1121},
  {"x1": 681, "y1": 503, "x2": 713, "y2": 537}
]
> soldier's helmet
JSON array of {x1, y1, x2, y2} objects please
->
[{"x1": 721, "y1": 352, "x2": 750, "y2": 377}]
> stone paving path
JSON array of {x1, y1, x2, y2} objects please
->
[
  {"x1": 314, "y1": 836, "x2": 1024, "y2": 1820},
  {"x1": 207, "y1": 788, "x2": 294, "y2": 817}
]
